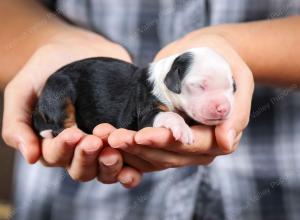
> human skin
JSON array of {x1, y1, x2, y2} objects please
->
[{"x1": 2, "y1": 0, "x2": 300, "y2": 188}]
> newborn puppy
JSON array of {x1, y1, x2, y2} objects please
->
[{"x1": 32, "y1": 47, "x2": 236, "y2": 144}]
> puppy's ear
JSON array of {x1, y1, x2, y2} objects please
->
[
  {"x1": 164, "y1": 68, "x2": 181, "y2": 94},
  {"x1": 163, "y1": 52, "x2": 193, "y2": 94}
]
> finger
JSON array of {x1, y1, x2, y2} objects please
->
[
  {"x1": 2, "y1": 82, "x2": 41, "y2": 163},
  {"x1": 135, "y1": 126, "x2": 221, "y2": 155},
  {"x1": 117, "y1": 166, "x2": 143, "y2": 188},
  {"x1": 122, "y1": 151, "x2": 158, "y2": 172},
  {"x1": 93, "y1": 123, "x2": 116, "y2": 143},
  {"x1": 121, "y1": 144, "x2": 215, "y2": 169},
  {"x1": 215, "y1": 58, "x2": 254, "y2": 152},
  {"x1": 97, "y1": 147, "x2": 123, "y2": 184},
  {"x1": 2, "y1": 121, "x2": 41, "y2": 164},
  {"x1": 67, "y1": 135, "x2": 103, "y2": 182},
  {"x1": 108, "y1": 128, "x2": 136, "y2": 149},
  {"x1": 41, "y1": 127, "x2": 84, "y2": 166},
  {"x1": 231, "y1": 131, "x2": 243, "y2": 152},
  {"x1": 135, "y1": 127, "x2": 176, "y2": 147}
]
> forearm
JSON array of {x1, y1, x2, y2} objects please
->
[
  {"x1": 194, "y1": 16, "x2": 300, "y2": 86},
  {"x1": 0, "y1": 0, "x2": 72, "y2": 88}
]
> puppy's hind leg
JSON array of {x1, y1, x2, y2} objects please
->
[{"x1": 33, "y1": 74, "x2": 77, "y2": 138}]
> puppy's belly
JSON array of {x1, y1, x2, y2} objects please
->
[{"x1": 74, "y1": 102, "x2": 137, "y2": 133}]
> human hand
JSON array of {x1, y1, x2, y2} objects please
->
[
  {"x1": 106, "y1": 32, "x2": 254, "y2": 171},
  {"x1": 2, "y1": 26, "x2": 142, "y2": 185}
]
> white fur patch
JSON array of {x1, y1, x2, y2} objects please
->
[
  {"x1": 148, "y1": 55, "x2": 179, "y2": 111},
  {"x1": 153, "y1": 112, "x2": 194, "y2": 145}
]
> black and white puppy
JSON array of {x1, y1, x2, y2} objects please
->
[{"x1": 32, "y1": 47, "x2": 236, "y2": 144}]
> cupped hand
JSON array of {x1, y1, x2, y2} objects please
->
[
  {"x1": 107, "y1": 126, "x2": 215, "y2": 172},
  {"x1": 2, "y1": 26, "x2": 142, "y2": 186},
  {"x1": 106, "y1": 32, "x2": 254, "y2": 172}
]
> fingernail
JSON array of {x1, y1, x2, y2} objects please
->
[
  {"x1": 63, "y1": 131, "x2": 83, "y2": 143},
  {"x1": 101, "y1": 156, "x2": 119, "y2": 166},
  {"x1": 119, "y1": 175, "x2": 133, "y2": 184},
  {"x1": 136, "y1": 139, "x2": 152, "y2": 145},
  {"x1": 227, "y1": 129, "x2": 236, "y2": 151},
  {"x1": 18, "y1": 143, "x2": 26, "y2": 159},
  {"x1": 83, "y1": 147, "x2": 99, "y2": 156},
  {"x1": 114, "y1": 143, "x2": 128, "y2": 149}
]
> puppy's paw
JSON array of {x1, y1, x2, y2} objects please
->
[
  {"x1": 153, "y1": 112, "x2": 194, "y2": 145},
  {"x1": 171, "y1": 123, "x2": 194, "y2": 145}
]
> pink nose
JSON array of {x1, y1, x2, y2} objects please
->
[
  {"x1": 215, "y1": 102, "x2": 230, "y2": 117},
  {"x1": 208, "y1": 100, "x2": 230, "y2": 118}
]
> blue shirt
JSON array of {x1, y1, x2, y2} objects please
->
[{"x1": 13, "y1": 1, "x2": 300, "y2": 220}]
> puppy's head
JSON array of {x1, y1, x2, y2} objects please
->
[{"x1": 150, "y1": 47, "x2": 236, "y2": 125}]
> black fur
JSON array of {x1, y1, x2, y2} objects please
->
[
  {"x1": 164, "y1": 52, "x2": 193, "y2": 94},
  {"x1": 232, "y1": 78, "x2": 237, "y2": 93},
  {"x1": 32, "y1": 57, "x2": 162, "y2": 137}
]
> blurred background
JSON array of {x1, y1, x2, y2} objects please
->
[{"x1": 0, "y1": 93, "x2": 15, "y2": 220}]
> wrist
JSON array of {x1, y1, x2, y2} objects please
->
[
  {"x1": 45, "y1": 26, "x2": 132, "y2": 62},
  {"x1": 184, "y1": 24, "x2": 250, "y2": 65}
]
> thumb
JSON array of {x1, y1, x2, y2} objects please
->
[
  {"x1": 215, "y1": 49, "x2": 254, "y2": 153},
  {"x1": 215, "y1": 118, "x2": 241, "y2": 154},
  {"x1": 2, "y1": 122, "x2": 41, "y2": 164},
  {"x1": 215, "y1": 80, "x2": 252, "y2": 153},
  {"x1": 215, "y1": 73, "x2": 253, "y2": 153},
  {"x1": 2, "y1": 82, "x2": 41, "y2": 164}
]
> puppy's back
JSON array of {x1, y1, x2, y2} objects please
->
[{"x1": 33, "y1": 57, "x2": 139, "y2": 136}]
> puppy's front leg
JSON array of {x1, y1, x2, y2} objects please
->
[{"x1": 153, "y1": 112, "x2": 194, "y2": 145}]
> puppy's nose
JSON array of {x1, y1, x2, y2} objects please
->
[{"x1": 215, "y1": 102, "x2": 230, "y2": 117}]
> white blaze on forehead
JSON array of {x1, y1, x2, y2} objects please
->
[{"x1": 183, "y1": 47, "x2": 233, "y2": 89}]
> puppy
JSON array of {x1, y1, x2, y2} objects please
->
[{"x1": 32, "y1": 47, "x2": 236, "y2": 144}]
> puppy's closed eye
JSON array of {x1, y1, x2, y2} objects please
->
[{"x1": 189, "y1": 82, "x2": 206, "y2": 90}]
